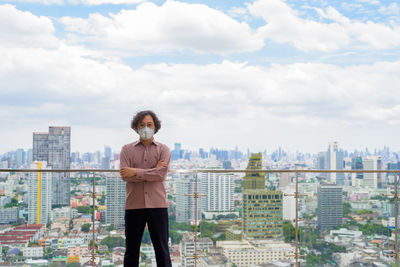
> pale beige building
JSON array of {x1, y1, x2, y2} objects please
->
[{"x1": 216, "y1": 240, "x2": 294, "y2": 267}]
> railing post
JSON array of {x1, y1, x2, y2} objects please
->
[
  {"x1": 295, "y1": 172, "x2": 299, "y2": 267},
  {"x1": 91, "y1": 171, "x2": 96, "y2": 267},
  {"x1": 395, "y1": 172, "x2": 399, "y2": 267}
]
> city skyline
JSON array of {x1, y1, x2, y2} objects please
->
[{"x1": 0, "y1": 0, "x2": 399, "y2": 154}]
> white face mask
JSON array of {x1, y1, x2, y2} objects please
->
[{"x1": 138, "y1": 127, "x2": 154, "y2": 140}]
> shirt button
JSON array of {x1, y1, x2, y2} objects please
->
[{"x1": 145, "y1": 192, "x2": 147, "y2": 194}]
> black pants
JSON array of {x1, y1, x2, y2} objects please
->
[{"x1": 124, "y1": 208, "x2": 172, "y2": 267}]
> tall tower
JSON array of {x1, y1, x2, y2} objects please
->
[
  {"x1": 326, "y1": 142, "x2": 344, "y2": 185},
  {"x1": 317, "y1": 184, "x2": 343, "y2": 230},
  {"x1": 28, "y1": 162, "x2": 52, "y2": 224},
  {"x1": 243, "y1": 152, "x2": 264, "y2": 190},
  {"x1": 363, "y1": 157, "x2": 379, "y2": 189},
  {"x1": 199, "y1": 173, "x2": 234, "y2": 212},
  {"x1": 175, "y1": 175, "x2": 202, "y2": 223},
  {"x1": 33, "y1": 127, "x2": 71, "y2": 206},
  {"x1": 242, "y1": 153, "x2": 283, "y2": 239},
  {"x1": 106, "y1": 175, "x2": 126, "y2": 229}
]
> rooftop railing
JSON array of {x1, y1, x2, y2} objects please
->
[{"x1": 0, "y1": 168, "x2": 399, "y2": 267}]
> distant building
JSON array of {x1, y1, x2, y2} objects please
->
[
  {"x1": 200, "y1": 173, "x2": 234, "y2": 212},
  {"x1": 28, "y1": 162, "x2": 52, "y2": 224},
  {"x1": 106, "y1": 175, "x2": 126, "y2": 229},
  {"x1": 243, "y1": 153, "x2": 264, "y2": 190},
  {"x1": 176, "y1": 175, "x2": 202, "y2": 223},
  {"x1": 180, "y1": 233, "x2": 213, "y2": 267},
  {"x1": 317, "y1": 184, "x2": 343, "y2": 230},
  {"x1": 243, "y1": 190, "x2": 283, "y2": 239},
  {"x1": 33, "y1": 126, "x2": 71, "y2": 206},
  {"x1": 242, "y1": 153, "x2": 283, "y2": 239},
  {"x1": 0, "y1": 208, "x2": 18, "y2": 224},
  {"x1": 216, "y1": 240, "x2": 294, "y2": 267},
  {"x1": 326, "y1": 142, "x2": 344, "y2": 185},
  {"x1": 362, "y1": 156, "x2": 380, "y2": 189}
]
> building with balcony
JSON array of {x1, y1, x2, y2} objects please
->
[
  {"x1": 28, "y1": 162, "x2": 52, "y2": 224},
  {"x1": 33, "y1": 126, "x2": 71, "y2": 206},
  {"x1": 317, "y1": 184, "x2": 343, "y2": 230},
  {"x1": 106, "y1": 175, "x2": 126, "y2": 229}
]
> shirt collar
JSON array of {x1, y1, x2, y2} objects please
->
[{"x1": 134, "y1": 138, "x2": 159, "y2": 146}]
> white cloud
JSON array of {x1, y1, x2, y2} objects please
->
[
  {"x1": 1, "y1": 40, "x2": 400, "y2": 151},
  {"x1": 60, "y1": 1, "x2": 264, "y2": 54},
  {"x1": 0, "y1": 0, "x2": 145, "y2": 5},
  {"x1": 248, "y1": 0, "x2": 400, "y2": 51},
  {"x1": 0, "y1": 4, "x2": 59, "y2": 48},
  {"x1": 379, "y1": 3, "x2": 400, "y2": 16}
]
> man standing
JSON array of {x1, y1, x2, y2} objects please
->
[{"x1": 120, "y1": 110, "x2": 172, "y2": 267}]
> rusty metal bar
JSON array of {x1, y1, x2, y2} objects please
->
[
  {"x1": 396, "y1": 172, "x2": 399, "y2": 267},
  {"x1": 295, "y1": 172, "x2": 299, "y2": 267}
]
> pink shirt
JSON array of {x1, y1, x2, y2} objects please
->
[{"x1": 120, "y1": 139, "x2": 170, "y2": 210}]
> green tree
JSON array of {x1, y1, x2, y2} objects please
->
[
  {"x1": 283, "y1": 220, "x2": 295, "y2": 243},
  {"x1": 81, "y1": 223, "x2": 91, "y2": 233},
  {"x1": 106, "y1": 225, "x2": 115, "y2": 232},
  {"x1": 343, "y1": 202, "x2": 351, "y2": 217},
  {"x1": 100, "y1": 236, "x2": 125, "y2": 249}
]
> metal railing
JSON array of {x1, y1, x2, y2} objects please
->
[{"x1": 0, "y1": 168, "x2": 399, "y2": 267}]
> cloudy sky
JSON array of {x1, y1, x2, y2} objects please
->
[{"x1": 0, "y1": 0, "x2": 399, "y2": 154}]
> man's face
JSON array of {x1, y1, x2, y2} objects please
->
[{"x1": 138, "y1": 115, "x2": 155, "y2": 131}]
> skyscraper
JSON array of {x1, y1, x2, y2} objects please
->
[
  {"x1": 243, "y1": 152, "x2": 264, "y2": 190},
  {"x1": 242, "y1": 153, "x2": 283, "y2": 239},
  {"x1": 33, "y1": 126, "x2": 71, "y2": 206},
  {"x1": 363, "y1": 157, "x2": 380, "y2": 189},
  {"x1": 317, "y1": 184, "x2": 343, "y2": 230},
  {"x1": 28, "y1": 162, "x2": 52, "y2": 224},
  {"x1": 106, "y1": 175, "x2": 126, "y2": 229},
  {"x1": 175, "y1": 175, "x2": 202, "y2": 223},
  {"x1": 243, "y1": 190, "x2": 283, "y2": 239},
  {"x1": 326, "y1": 142, "x2": 344, "y2": 185},
  {"x1": 199, "y1": 173, "x2": 234, "y2": 212}
]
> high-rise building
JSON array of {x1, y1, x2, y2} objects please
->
[
  {"x1": 175, "y1": 175, "x2": 202, "y2": 223},
  {"x1": 242, "y1": 153, "x2": 282, "y2": 239},
  {"x1": 27, "y1": 149, "x2": 33, "y2": 166},
  {"x1": 317, "y1": 184, "x2": 342, "y2": 230},
  {"x1": 243, "y1": 153, "x2": 264, "y2": 190},
  {"x1": 199, "y1": 173, "x2": 234, "y2": 212},
  {"x1": 243, "y1": 190, "x2": 283, "y2": 239},
  {"x1": 33, "y1": 127, "x2": 71, "y2": 206},
  {"x1": 362, "y1": 157, "x2": 380, "y2": 189},
  {"x1": 28, "y1": 162, "x2": 52, "y2": 224},
  {"x1": 351, "y1": 156, "x2": 363, "y2": 187},
  {"x1": 326, "y1": 142, "x2": 344, "y2": 185},
  {"x1": 16, "y1": 149, "x2": 25, "y2": 168},
  {"x1": 106, "y1": 175, "x2": 126, "y2": 229}
]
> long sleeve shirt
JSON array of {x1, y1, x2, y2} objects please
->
[{"x1": 120, "y1": 139, "x2": 171, "y2": 210}]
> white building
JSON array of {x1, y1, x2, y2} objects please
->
[
  {"x1": 22, "y1": 247, "x2": 44, "y2": 258},
  {"x1": 106, "y1": 175, "x2": 126, "y2": 229},
  {"x1": 200, "y1": 173, "x2": 234, "y2": 212},
  {"x1": 176, "y1": 175, "x2": 202, "y2": 223},
  {"x1": 363, "y1": 157, "x2": 380, "y2": 189},
  {"x1": 28, "y1": 162, "x2": 52, "y2": 224},
  {"x1": 216, "y1": 240, "x2": 294, "y2": 267},
  {"x1": 51, "y1": 206, "x2": 72, "y2": 221},
  {"x1": 180, "y1": 233, "x2": 213, "y2": 267}
]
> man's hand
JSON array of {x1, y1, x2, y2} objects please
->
[
  {"x1": 156, "y1": 160, "x2": 168, "y2": 168},
  {"x1": 120, "y1": 167, "x2": 137, "y2": 178}
]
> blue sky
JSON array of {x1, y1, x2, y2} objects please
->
[{"x1": 0, "y1": 0, "x2": 399, "y2": 154}]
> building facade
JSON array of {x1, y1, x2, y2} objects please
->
[
  {"x1": 33, "y1": 126, "x2": 71, "y2": 206},
  {"x1": 317, "y1": 184, "x2": 343, "y2": 230},
  {"x1": 28, "y1": 162, "x2": 52, "y2": 224},
  {"x1": 200, "y1": 173, "x2": 234, "y2": 212},
  {"x1": 106, "y1": 175, "x2": 126, "y2": 229}
]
